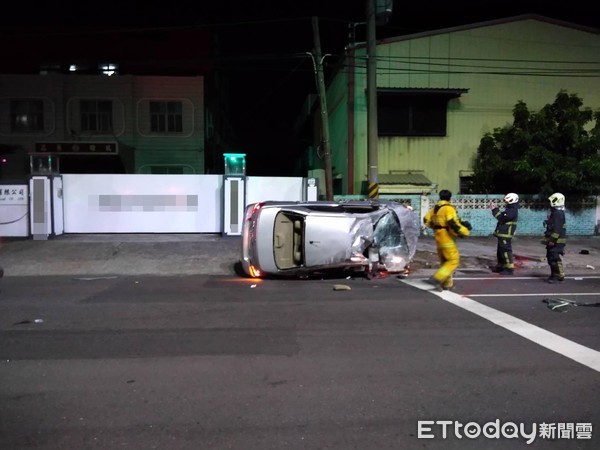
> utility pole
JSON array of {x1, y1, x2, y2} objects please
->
[
  {"x1": 311, "y1": 16, "x2": 334, "y2": 201},
  {"x1": 366, "y1": 0, "x2": 379, "y2": 199}
]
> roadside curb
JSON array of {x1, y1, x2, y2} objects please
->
[{"x1": 0, "y1": 234, "x2": 598, "y2": 277}]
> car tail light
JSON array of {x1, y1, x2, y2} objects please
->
[{"x1": 246, "y1": 202, "x2": 264, "y2": 221}]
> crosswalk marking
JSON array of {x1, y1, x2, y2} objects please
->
[{"x1": 402, "y1": 278, "x2": 600, "y2": 373}]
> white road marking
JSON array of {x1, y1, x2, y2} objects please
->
[
  {"x1": 451, "y1": 276, "x2": 600, "y2": 281},
  {"x1": 469, "y1": 293, "x2": 599, "y2": 297},
  {"x1": 403, "y1": 279, "x2": 600, "y2": 373}
]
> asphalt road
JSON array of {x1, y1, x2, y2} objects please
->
[{"x1": 1, "y1": 272, "x2": 598, "y2": 449}]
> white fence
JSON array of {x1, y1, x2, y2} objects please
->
[
  {"x1": 2, "y1": 175, "x2": 597, "y2": 237},
  {"x1": 0, "y1": 174, "x2": 309, "y2": 237}
]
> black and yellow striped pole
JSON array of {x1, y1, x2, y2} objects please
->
[{"x1": 367, "y1": 178, "x2": 379, "y2": 199}]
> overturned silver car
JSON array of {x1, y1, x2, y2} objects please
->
[{"x1": 241, "y1": 199, "x2": 419, "y2": 278}]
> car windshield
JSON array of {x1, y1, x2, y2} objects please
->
[
  {"x1": 373, "y1": 212, "x2": 403, "y2": 246},
  {"x1": 372, "y1": 211, "x2": 410, "y2": 272}
]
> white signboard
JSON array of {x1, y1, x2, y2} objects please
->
[
  {"x1": 0, "y1": 184, "x2": 29, "y2": 237},
  {"x1": 0, "y1": 185, "x2": 27, "y2": 205},
  {"x1": 62, "y1": 174, "x2": 223, "y2": 233}
]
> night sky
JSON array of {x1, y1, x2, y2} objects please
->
[{"x1": 3, "y1": 1, "x2": 597, "y2": 175}]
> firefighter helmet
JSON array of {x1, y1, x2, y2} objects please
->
[
  {"x1": 548, "y1": 192, "x2": 565, "y2": 207},
  {"x1": 504, "y1": 193, "x2": 519, "y2": 204}
]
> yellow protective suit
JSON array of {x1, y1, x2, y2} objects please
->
[{"x1": 423, "y1": 200, "x2": 470, "y2": 289}]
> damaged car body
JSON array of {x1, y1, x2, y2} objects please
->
[{"x1": 241, "y1": 199, "x2": 419, "y2": 278}]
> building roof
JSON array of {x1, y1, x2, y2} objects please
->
[{"x1": 372, "y1": 14, "x2": 600, "y2": 48}]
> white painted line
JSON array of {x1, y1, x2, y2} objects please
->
[
  {"x1": 451, "y1": 276, "x2": 600, "y2": 281},
  {"x1": 403, "y1": 278, "x2": 600, "y2": 373},
  {"x1": 469, "y1": 293, "x2": 600, "y2": 297},
  {"x1": 453, "y1": 276, "x2": 537, "y2": 280}
]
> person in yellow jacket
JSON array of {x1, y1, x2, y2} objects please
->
[{"x1": 423, "y1": 190, "x2": 471, "y2": 291}]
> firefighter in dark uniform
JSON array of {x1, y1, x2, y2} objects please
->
[
  {"x1": 489, "y1": 193, "x2": 519, "y2": 275},
  {"x1": 544, "y1": 192, "x2": 567, "y2": 283}
]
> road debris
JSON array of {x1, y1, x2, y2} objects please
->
[
  {"x1": 13, "y1": 319, "x2": 44, "y2": 325},
  {"x1": 543, "y1": 297, "x2": 600, "y2": 312},
  {"x1": 333, "y1": 284, "x2": 351, "y2": 291},
  {"x1": 543, "y1": 298, "x2": 576, "y2": 312}
]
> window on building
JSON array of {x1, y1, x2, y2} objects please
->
[
  {"x1": 10, "y1": 99, "x2": 44, "y2": 132},
  {"x1": 459, "y1": 176, "x2": 475, "y2": 194},
  {"x1": 377, "y1": 89, "x2": 467, "y2": 137},
  {"x1": 459, "y1": 171, "x2": 475, "y2": 194},
  {"x1": 150, "y1": 101, "x2": 183, "y2": 133},
  {"x1": 80, "y1": 100, "x2": 113, "y2": 132}
]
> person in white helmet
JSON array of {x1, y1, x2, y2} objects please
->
[
  {"x1": 543, "y1": 193, "x2": 567, "y2": 283},
  {"x1": 489, "y1": 193, "x2": 519, "y2": 275}
]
